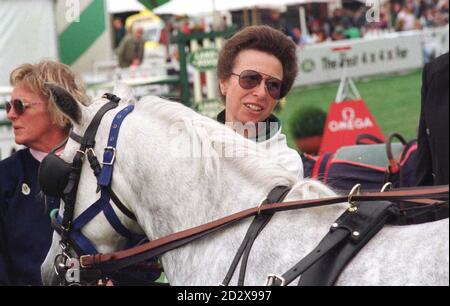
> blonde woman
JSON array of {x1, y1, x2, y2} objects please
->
[{"x1": 0, "y1": 60, "x2": 89, "y2": 285}]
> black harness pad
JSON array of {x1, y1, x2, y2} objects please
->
[{"x1": 298, "y1": 201, "x2": 393, "y2": 286}]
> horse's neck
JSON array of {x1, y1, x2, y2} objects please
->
[
  {"x1": 123, "y1": 132, "x2": 275, "y2": 235},
  {"x1": 106, "y1": 115, "x2": 298, "y2": 282},
  {"x1": 110, "y1": 111, "x2": 286, "y2": 234},
  {"x1": 102, "y1": 107, "x2": 344, "y2": 285}
]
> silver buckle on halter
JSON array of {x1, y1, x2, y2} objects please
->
[
  {"x1": 86, "y1": 147, "x2": 97, "y2": 157},
  {"x1": 347, "y1": 184, "x2": 361, "y2": 213},
  {"x1": 265, "y1": 274, "x2": 286, "y2": 286},
  {"x1": 79, "y1": 255, "x2": 89, "y2": 268},
  {"x1": 54, "y1": 252, "x2": 71, "y2": 276},
  {"x1": 102, "y1": 147, "x2": 116, "y2": 166}
]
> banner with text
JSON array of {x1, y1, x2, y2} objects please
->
[{"x1": 296, "y1": 32, "x2": 424, "y2": 87}]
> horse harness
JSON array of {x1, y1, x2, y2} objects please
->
[
  {"x1": 40, "y1": 92, "x2": 449, "y2": 286},
  {"x1": 39, "y1": 93, "x2": 159, "y2": 285},
  {"x1": 224, "y1": 184, "x2": 449, "y2": 286}
]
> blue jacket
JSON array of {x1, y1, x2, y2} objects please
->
[{"x1": 0, "y1": 149, "x2": 59, "y2": 285}]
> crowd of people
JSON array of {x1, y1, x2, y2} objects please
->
[
  {"x1": 289, "y1": 0, "x2": 449, "y2": 46},
  {"x1": 109, "y1": 0, "x2": 449, "y2": 69}
]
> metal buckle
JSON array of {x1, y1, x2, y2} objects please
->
[
  {"x1": 381, "y1": 182, "x2": 393, "y2": 192},
  {"x1": 79, "y1": 255, "x2": 89, "y2": 268},
  {"x1": 347, "y1": 184, "x2": 361, "y2": 212},
  {"x1": 265, "y1": 274, "x2": 286, "y2": 286},
  {"x1": 102, "y1": 147, "x2": 116, "y2": 166},
  {"x1": 76, "y1": 149, "x2": 86, "y2": 160},
  {"x1": 86, "y1": 147, "x2": 97, "y2": 158},
  {"x1": 54, "y1": 252, "x2": 71, "y2": 276}
]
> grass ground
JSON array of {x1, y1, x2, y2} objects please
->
[{"x1": 277, "y1": 69, "x2": 422, "y2": 149}]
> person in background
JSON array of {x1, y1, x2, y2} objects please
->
[
  {"x1": 396, "y1": 2, "x2": 417, "y2": 31},
  {"x1": 216, "y1": 25, "x2": 303, "y2": 179},
  {"x1": 290, "y1": 27, "x2": 310, "y2": 47},
  {"x1": 266, "y1": 10, "x2": 287, "y2": 34},
  {"x1": 117, "y1": 26, "x2": 145, "y2": 68},
  {"x1": 0, "y1": 60, "x2": 90, "y2": 285},
  {"x1": 112, "y1": 17, "x2": 126, "y2": 49},
  {"x1": 416, "y1": 52, "x2": 449, "y2": 186}
]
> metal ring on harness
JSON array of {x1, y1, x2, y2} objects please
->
[
  {"x1": 53, "y1": 252, "x2": 71, "y2": 276},
  {"x1": 347, "y1": 184, "x2": 361, "y2": 212},
  {"x1": 381, "y1": 182, "x2": 393, "y2": 192},
  {"x1": 76, "y1": 149, "x2": 86, "y2": 155},
  {"x1": 265, "y1": 274, "x2": 286, "y2": 286}
]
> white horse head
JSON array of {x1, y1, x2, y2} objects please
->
[{"x1": 41, "y1": 89, "x2": 449, "y2": 286}]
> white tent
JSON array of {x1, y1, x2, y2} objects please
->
[
  {"x1": 106, "y1": 0, "x2": 145, "y2": 14},
  {"x1": 0, "y1": 0, "x2": 58, "y2": 87},
  {"x1": 154, "y1": 0, "x2": 338, "y2": 16},
  {"x1": 154, "y1": 0, "x2": 214, "y2": 15}
]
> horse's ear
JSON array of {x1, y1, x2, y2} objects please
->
[{"x1": 45, "y1": 83, "x2": 82, "y2": 125}]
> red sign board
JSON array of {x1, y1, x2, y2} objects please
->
[{"x1": 320, "y1": 99, "x2": 385, "y2": 153}]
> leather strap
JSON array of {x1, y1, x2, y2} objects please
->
[
  {"x1": 386, "y1": 133, "x2": 407, "y2": 173},
  {"x1": 79, "y1": 185, "x2": 448, "y2": 270},
  {"x1": 59, "y1": 98, "x2": 120, "y2": 250},
  {"x1": 98, "y1": 105, "x2": 135, "y2": 187},
  {"x1": 221, "y1": 186, "x2": 291, "y2": 286},
  {"x1": 77, "y1": 100, "x2": 120, "y2": 151},
  {"x1": 87, "y1": 149, "x2": 102, "y2": 178},
  {"x1": 267, "y1": 201, "x2": 393, "y2": 286},
  {"x1": 389, "y1": 200, "x2": 448, "y2": 225}
]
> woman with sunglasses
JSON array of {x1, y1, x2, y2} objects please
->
[
  {"x1": 216, "y1": 25, "x2": 303, "y2": 179},
  {"x1": 0, "y1": 60, "x2": 89, "y2": 285}
]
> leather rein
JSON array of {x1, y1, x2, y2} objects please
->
[{"x1": 79, "y1": 185, "x2": 448, "y2": 273}]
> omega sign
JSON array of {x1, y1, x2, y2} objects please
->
[{"x1": 328, "y1": 107, "x2": 374, "y2": 132}]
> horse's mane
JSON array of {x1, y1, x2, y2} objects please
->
[{"x1": 134, "y1": 95, "x2": 298, "y2": 190}]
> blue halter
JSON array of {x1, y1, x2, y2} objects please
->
[{"x1": 54, "y1": 104, "x2": 145, "y2": 255}]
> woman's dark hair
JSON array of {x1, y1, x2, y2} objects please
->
[{"x1": 217, "y1": 25, "x2": 298, "y2": 100}]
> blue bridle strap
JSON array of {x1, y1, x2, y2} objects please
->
[
  {"x1": 57, "y1": 213, "x2": 98, "y2": 254},
  {"x1": 57, "y1": 187, "x2": 143, "y2": 255},
  {"x1": 57, "y1": 104, "x2": 141, "y2": 256},
  {"x1": 102, "y1": 193, "x2": 138, "y2": 241},
  {"x1": 98, "y1": 105, "x2": 135, "y2": 187}
]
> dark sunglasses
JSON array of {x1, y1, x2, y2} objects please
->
[
  {"x1": 231, "y1": 70, "x2": 283, "y2": 99},
  {"x1": 4, "y1": 99, "x2": 45, "y2": 115}
]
